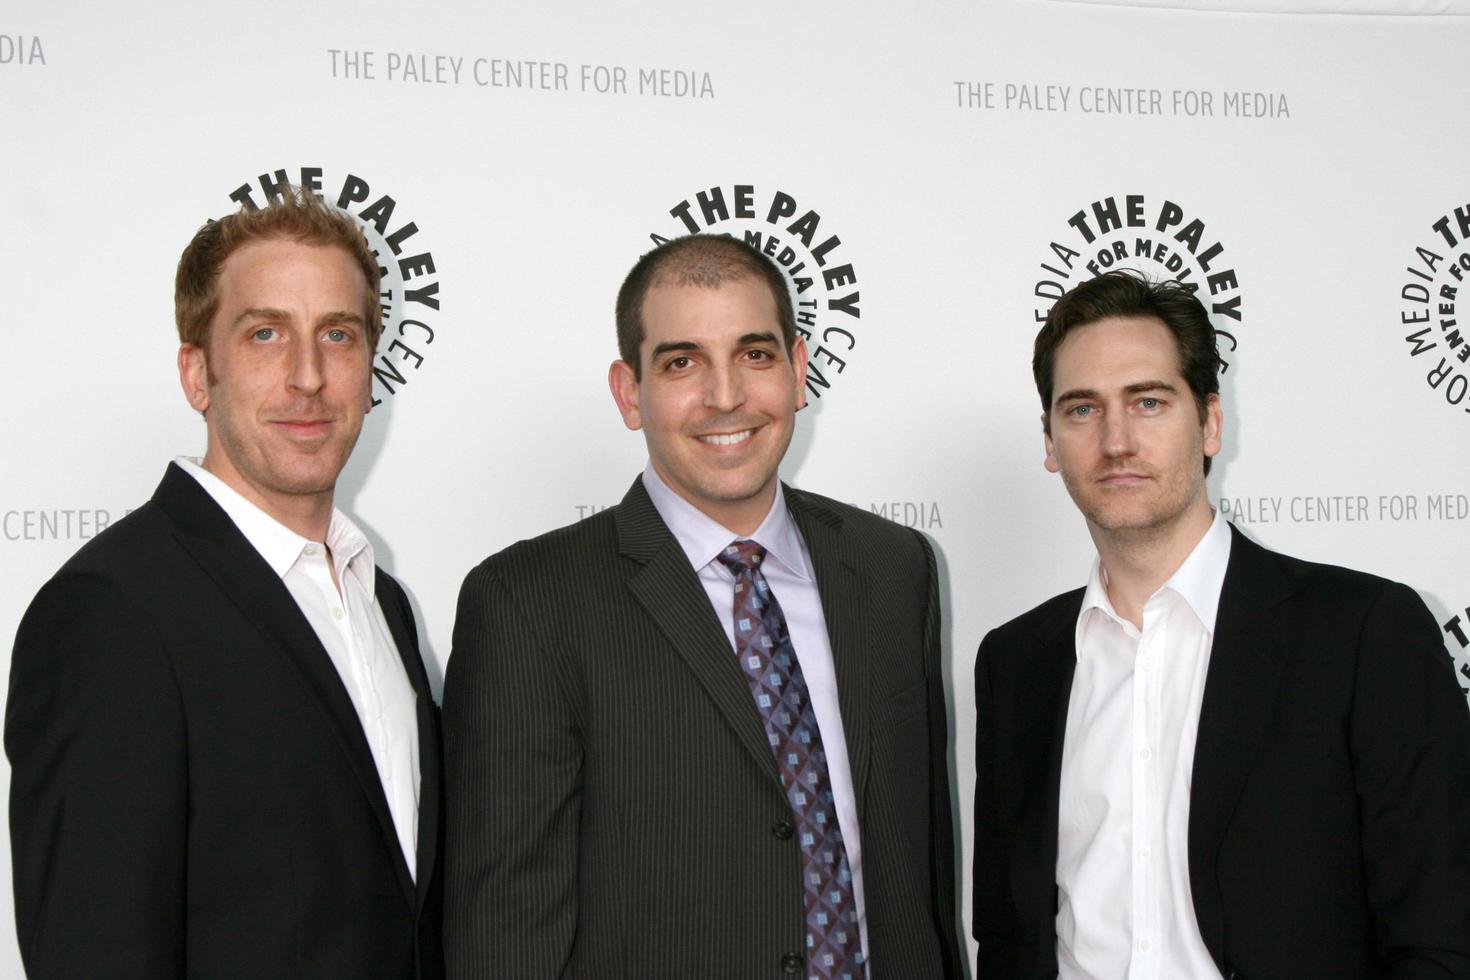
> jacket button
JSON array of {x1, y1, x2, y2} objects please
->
[
  {"x1": 781, "y1": 952, "x2": 803, "y2": 974},
  {"x1": 772, "y1": 818, "x2": 794, "y2": 840}
]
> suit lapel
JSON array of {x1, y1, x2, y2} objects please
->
[
  {"x1": 786, "y1": 488, "x2": 872, "y2": 808},
  {"x1": 1188, "y1": 527, "x2": 1294, "y2": 965},
  {"x1": 1022, "y1": 594, "x2": 1080, "y2": 968},
  {"x1": 377, "y1": 571, "x2": 440, "y2": 908},
  {"x1": 153, "y1": 464, "x2": 416, "y2": 904},
  {"x1": 617, "y1": 479, "x2": 781, "y2": 784}
]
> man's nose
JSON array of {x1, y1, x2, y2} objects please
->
[
  {"x1": 287, "y1": 339, "x2": 325, "y2": 395},
  {"x1": 703, "y1": 362, "x2": 745, "y2": 414}
]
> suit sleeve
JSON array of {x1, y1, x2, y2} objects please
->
[
  {"x1": 916, "y1": 532, "x2": 965, "y2": 978},
  {"x1": 5, "y1": 572, "x2": 188, "y2": 979},
  {"x1": 971, "y1": 629, "x2": 1018, "y2": 980},
  {"x1": 376, "y1": 570, "x2": 448, "y2": 980},
  {"x1": 442, "y1": 561, "x2": 583, "y2": 978},
  {"x1": 1350, "y1": 581, "x2": 1470, "y2": 977}
]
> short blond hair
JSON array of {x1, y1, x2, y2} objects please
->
[{"x1": 175, "y1": 189, "x2": 382, "y2": 349}]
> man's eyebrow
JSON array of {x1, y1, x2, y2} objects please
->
[
  {"x1": 648, "y1": 333, "x2": 780, "y2": 360},
  {"x1": 230, "y1": 308, "x2": 365, "y2": 329},
  {"x1": 231, "y1": 307, "x2": 291, "y2": 329},
  {"x1": 1054, "y1": 380, "x2": 1180, "y2": 404},
  {"x1": 1123, "y1": 380, "x2": 1179, "y2": 395},
  {"x1": 1053, "y1": 387, "x2": 1098, "y2": 405}
]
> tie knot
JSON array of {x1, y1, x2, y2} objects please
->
[{"x1": 716, "y1": 539, "x2": 766, "y2": 574}]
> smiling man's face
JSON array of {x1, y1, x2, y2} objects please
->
[
  {"x1": 1043, "y1": 314, "x2": 1221, "y2": 541},
  {"x1": 609, "y1": 275, "x2": 808, "y2": 535}
]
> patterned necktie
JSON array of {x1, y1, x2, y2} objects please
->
[{"x1": 716, "y1": 540, "x2": 863, "y2": 980}]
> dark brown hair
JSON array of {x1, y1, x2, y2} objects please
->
[
  {"x1": 615, "y1": 234, "x2": 796, "y2": 378},
  {"x1": 1035, "y1": 269, "x2": 1223, "y2": 474}
]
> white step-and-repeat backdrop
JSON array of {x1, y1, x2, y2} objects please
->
[{"x1": 4, "y1": 0, "x2": 1467, "y2": 974}]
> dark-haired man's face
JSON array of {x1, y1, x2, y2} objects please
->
[
  {"x1": 1043, "y1": 315, "x2": 1221, "y2": 539},
  {"x1": 609, "y1": 276, "x2": 807, "y2": 536}
]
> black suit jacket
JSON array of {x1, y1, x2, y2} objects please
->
[
  {"x1": 972, "y1": 525, "x2": 1470, "y2": 979},
  {"x1": 444, "y1": 478, "x2": 962, "y2": 978},
  {"x1": 6, "y1": 463, "x2": 443, "y2": 979}
]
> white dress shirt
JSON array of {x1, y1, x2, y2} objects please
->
[
  {"x1": 1056, "y1": 509, "x2": 1232, "y2": 980},
  {"x1": 177, "y1": 457, "x2": 421, "y2": 878},
  {"x1": 642, "y1": 465, "x2": 870, "y2": 967}
]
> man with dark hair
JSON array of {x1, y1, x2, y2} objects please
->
[
  {"x1": 1033, "y1": 271, "x2": 1222, "y2": 476},
  {"x1": 972, "y1": 269, "x2": 1470, "y2": 979},
  {"x1": 445, "y1": 233, "x2": 962, "y2": 978},
  {"x1": 7, "y1": 190, "x2": 442, "y2": 978}
]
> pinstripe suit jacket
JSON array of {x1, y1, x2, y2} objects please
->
[{"x1": 443, "y1": 478, "x2": 961, "y2": 978}]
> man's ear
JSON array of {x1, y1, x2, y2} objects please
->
[
  {"x1": 1202, "y1": 393, "x2": 1223, "y2": 460},
  {"x1": 361, "y1": 346, "x2": 375, "y2": 414},
  {"x1": 608, "y1": 359, "x2": 643, "y2": 431},
  {"x1": 1042, "y1": 411, "x2": 1060, "y2": 473},
  {"x1": 790, "y1": 337, "x2": 810, "y2": 411},
  {"x1": 179, "y1": 344, "x2": 211, "y2": 416}
]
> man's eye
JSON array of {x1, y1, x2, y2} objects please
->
[
  {"x1": 251, "y1": 327, "x2": 275, "y2": 341},
  {"x1": 1068, "y1": 405, "x2": 1093, "y2": 417},
  {"x1": 1139, "y1": 397, "x2": 1160, "y2": 410},
  {"x1": 667, "y1": 356, "x2": 692, "y2": 370},
  {"x1": 326, "y1": 328, "x2": 350, "y2": 343},
  {"x1": 745, "y1": 348, "x2": 773, "y2": 361}
]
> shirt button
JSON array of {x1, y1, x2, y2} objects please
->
[
  {"x1": 1140, "y1": 846, "x2": 1151, "y2": 858},
  {"x1": 304, "y1": 544, "x2": 318, "y2": 556},
  {"x1": 332, "y1": 608, "x2": 344, "y2": 620},
  {"x1": 771, "y1": 818, "x2": 794, "y2": 841},
  {"x1": 1139, "y1": 938, "x2": 1152, "y2": 952},
  {"x1": 781, "y1": 952, "x2": 803, "y2": 973},
  {"x1": 1139, "y1": 747, "x2": 1152, "y2": 761},
  {"x1": 1140, "y1": 658, "x2": 1154, "y2": 671}
]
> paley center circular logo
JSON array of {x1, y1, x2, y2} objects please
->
[
  {"x1": 1395, "y1": 203, "x2": 1470, "y2": 417},
  {"x1": 648, "y1": 184, "x2": 861, "y2": 400},
  {"x1": 1444, "y1": 595, "x2": 1470, "y2": 708},
  {"x1": 224, "y1": 167, "x2": 440, "y2": 406},
  {"x1": 1031, "y1": 193, "x2": 1243, "y2": 371}
]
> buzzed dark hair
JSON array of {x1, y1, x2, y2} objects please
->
[
  {"x1": 615, "y1": 234, "x2": 797, "y2": 379},
  {"x1": 1034, "y1": 269, "x2": 1223, "y2": 475}
]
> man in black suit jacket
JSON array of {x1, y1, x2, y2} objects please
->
[
  {"x1": 972, "y1": 270, "x2": 1470, "y2": 979},
  {"x1": 7, "y1": 192, "x2": 442, "y2": 978},
  {"x1": 444, "y1": 235, "x2": 961, "y2": 978}
]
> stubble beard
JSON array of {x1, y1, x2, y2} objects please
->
[{"x1": 1065, "y1": 463, "x2": 1208, "y2": 545}]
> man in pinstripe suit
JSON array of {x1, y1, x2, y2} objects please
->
[{"x1": 443, "y1": 234, "x2": 961, "y2": 978}]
